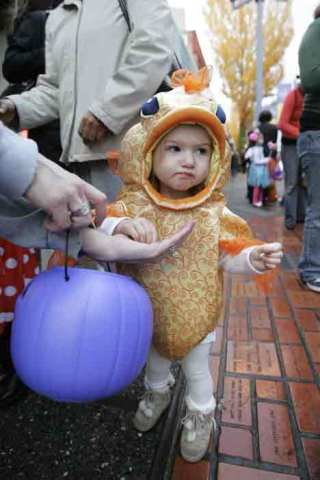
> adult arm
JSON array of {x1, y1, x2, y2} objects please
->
[
  {"x1": 89, "y1": 0, "x2": 175, "y2": 134},
  {"x1": 278, "y1": 91, "x2": 299, "y2": 139},
  {"x1": 0, "y1": 121, "x2": 105, "y2": 231},
  {"x1": 0, "y1": 122, "x2": 37, "y2": 199},
  {"x1": 0, "y1": 196, "x2": 82, "y2": 257}
]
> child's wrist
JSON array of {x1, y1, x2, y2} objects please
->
[{"x1": 247, "y1": 248, "x2": 265, "y2": 274}]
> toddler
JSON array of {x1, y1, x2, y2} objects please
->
[
  {"x1": 100, "y1": 69, "x2": 283, "y2": 463},
  {"x1": 245, "y1": 130, "x2": 271, "y2": 207}
]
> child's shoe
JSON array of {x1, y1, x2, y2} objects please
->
[
  {"x1": 133, "y1": 389, "x2": 171, "y2": 432},
  {"x1": 180, "y1": 408, "x2": 216, "y2": 463}
]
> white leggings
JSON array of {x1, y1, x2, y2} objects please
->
[{"x1": 145, "y1": 342, "x2": 215, "y2": 412}]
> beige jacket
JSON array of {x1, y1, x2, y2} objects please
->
[{"x1": 10, "y1": 0, "x2": 175, "y2": 164}]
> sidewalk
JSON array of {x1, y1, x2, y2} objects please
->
[{"x1": 172, "y1": 174, "x2": 320, "y2": 480}]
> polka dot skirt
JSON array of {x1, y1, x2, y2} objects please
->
[{"x1": 0, "y1": 238, "x2": 39, "y2": 335}]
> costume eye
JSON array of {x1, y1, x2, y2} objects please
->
[
  {"x1": 216, "y1": 105, "x2": 226, "y2": 124},
  {"x1": 141, "y1": 97, "x2": 159, "y2": 117}
]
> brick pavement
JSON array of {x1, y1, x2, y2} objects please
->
[{"x1": 172, "y1": 215, "x2": 320, "y2": 480}]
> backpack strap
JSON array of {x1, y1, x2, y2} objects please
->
[{"x1": 118, "y1": 0, "x2": 132, "y2": 32}]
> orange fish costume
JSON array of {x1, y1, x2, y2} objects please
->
[{"x1": 103, "y1": 69, "x2": 269, "y2": 361}]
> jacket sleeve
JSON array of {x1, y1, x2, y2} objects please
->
[
  {"x1": 0, "y1": 196, "x2": 81, "y2": 256},
  {"x1": 0, "y1": 122, "x2": 37, "y2": 199},
  {"x1": 2, "y1": 14, "x2": 45, "y2": 83},
  {"x1": 89, "y1": 0, "x2": 175, "y2": 134},
  {"x1": 299, "y1": 20, "x2": 320, "y2": 94},
  {"x1": 8, "y1": 20, "x2": 59, "y2": 129},
  {"x1": 278, "y1": 91, "x2": 299, "y2": 139}
]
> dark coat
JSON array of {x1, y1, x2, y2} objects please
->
[{"x1": 2, "y1": 10, "x2": 62, "y2": 163}]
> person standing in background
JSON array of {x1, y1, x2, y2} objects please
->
[
  {"x1": 0, "y1": 0, "x2": 176, "y2": 200},
  {"x1": 278, "y1": 82, "x2": 305, "y2": 230},
  {"x1": 297, "y1": 4, "x2": 320, "y2": 293},
  {"x1": 258, "y1": 110, "x2": 278, "y2": 204},
  {"x1": 2, "y1": 0, "x2": 62, "y2": 163}
]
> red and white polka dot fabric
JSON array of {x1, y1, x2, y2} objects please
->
[{"x1": 0, "y1": 238, "x2": 39, "y2": 332}]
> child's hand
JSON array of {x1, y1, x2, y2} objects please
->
[
  {"x1": 114, "y1": 218, "x2": 158, "y2": 244},
  {"x1": 249, "y1": 242, "x2": 283, "y2": 272}
]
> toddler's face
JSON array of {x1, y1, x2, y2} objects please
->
[{"x1": 152, "y1": 125, "x2": 212, "y2": 199}]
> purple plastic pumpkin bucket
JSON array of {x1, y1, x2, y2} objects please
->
[{"x1": 11, "y1": 267, "x2": 153, "y2": 402}]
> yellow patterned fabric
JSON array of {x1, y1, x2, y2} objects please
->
[{"x1": 108, "y1": 84, "x2": 252, "y2": 360}]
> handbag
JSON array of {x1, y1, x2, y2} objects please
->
[{"x1": 117, "y1": 0, "x2": 196, "y2": 92}]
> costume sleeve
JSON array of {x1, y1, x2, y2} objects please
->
[
  {"x1": 89, "y1": 0, "x2": 175, "y2": 134},
  {"x1": 219, "y1": 207, "x2": 277, "y2": 293},
  {"x1": 8, "y1": 18, "x2": 59, "y2": 129},
  {"x1": 278, "y1": 91, "x2": 299, "y2": 139},
  {"x1": 219, "y1": 247, "x2": 264, "y2": 274},
  {"x1": 219, "y1": 207, "x2": 253, "y2": 245}
]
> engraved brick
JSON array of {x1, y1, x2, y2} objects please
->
[
  {"x1": 258, "y1": 403, "x2": 297, "y2": 466},
  {"x1": 256, "y1": 380, "x2": 285, "y2": 400},
  {"x1": 222, "y1": 377, "x2": 251, "y2": 426},
  {"x1": 296, "y1": 310, "x2": 320, "y2": 332},
  {"x1": 290, "y1": 383, "x2": 320, "y2": 434},
  {"x1": 218, "y1": 463, "x2": 300, "y2": 480},
  {"x1": 281, "y1": 345, "x2": 313, "y2": 380},
  {"x1": 229, "y1": 298, "x2": 247, "y2": 315},
  {"x1": 276, "y1": 319, "x2": 300, "y2": 343},
  {"x1": 289, "y1": 291, "x2": 320, "y2": 308},
  {"x1": 270, "y1": 298, "x2": 291, "y2": 318},
  {"x1": 250, "y1": 307, "x2": 271, "y2": 329},
  {"x1": 252, "y1": 328, "x2": 274, "y2": 342},
  {"x1": 281, "y1": 273, "x2": 302, "y2": 291},
  {"x1": 302, "y1": 438, "x2": 320, "y2": 480},
  {"x1": 228, "y1": 314, "x2": 248, "y2": 341},
  {"x1": 219, "y1": 426, "x2": 253, "y2": 459},
  {"x1": 232, "y1": 281, "x2": 260, "y2": 298},
  {"x1": 249, "y1": 296, "x2": 267, "y2": 306},
  {"x1": 172, "y1": 457, "x2": 209, "y2": 480},
  {"x1": 227, "y1": 341, "x2": 280, "y2": 377},
  {"x1": 304, "y1": 332, "x2": 320, "y2": 363}
]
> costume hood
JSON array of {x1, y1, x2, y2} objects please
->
[{"x1": 110, "y1": 68, "x2": 230, "y2": 210}]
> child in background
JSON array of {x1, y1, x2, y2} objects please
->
[
  {"x1": 243, "y1": 130, "x2": 257, "y2": 204},
  {"x1": 245, "y1": 130, "x2": 271, "y2": 207},
  {"x1": 99, "y1": 69, "x2": 283, "y2": 463}
]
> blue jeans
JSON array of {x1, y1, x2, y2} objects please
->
[
  {"x1": 297, "y1": 131, "x2": 320, "y2": 282},
  {"x1": 282, "y1": 143, "x2": 306, "y2": 226}
]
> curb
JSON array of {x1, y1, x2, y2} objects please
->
[{"x1": 148, "y1": 368, "x2": 186, "y2": 479}]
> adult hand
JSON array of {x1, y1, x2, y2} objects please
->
[
  {"x1": 250, "y1": 242, "x2": 283, "y2": 272},
  {"x1": 78, "y1": 112, "x2": 110, "y2": 144},
  {"x1": 24, "y1": 154, "x2": 106, "y2": 231},
  {"x1": 114, "y1": 217, "x2": 158, "y2": 244},
  {"x1": 0, "y1": 99, "x2": 17, "y2": 125},
  {"x1": 80, "y1": 221, "x2": 195, "y2": 263}
]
